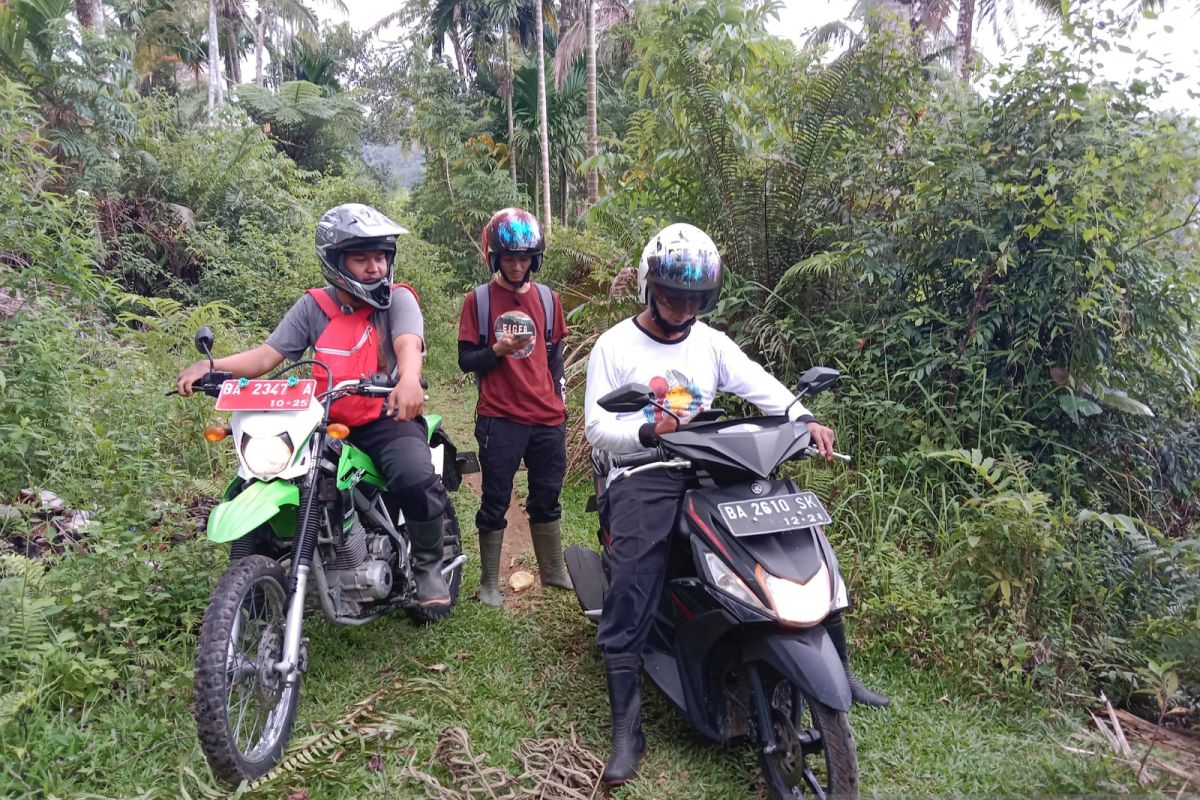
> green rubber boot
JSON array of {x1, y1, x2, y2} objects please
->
[{"x1": 478, "y1": 529, "x2": 504, "y2": 607}]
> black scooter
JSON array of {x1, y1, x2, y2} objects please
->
[{"x1": 566, "y1": 367, "x2": 860, "y2": 799}]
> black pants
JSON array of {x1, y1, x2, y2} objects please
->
[
  {"x1": 474, "y1": 415, "x2": 566, "y2": 531},
  {"x1": 596, "y1": 469, "x2": 689, "y2": 657},
  {"x1": 349, "y1": 416, "x2": 448, "y2": 524}
]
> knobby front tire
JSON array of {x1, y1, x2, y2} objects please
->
[{"x1": 194, "y1": 555, "x2": 301, "y2": 786}]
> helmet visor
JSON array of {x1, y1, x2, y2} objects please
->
[{"x1": 652, "y1": 285, "x2": 718, "y2": 316}]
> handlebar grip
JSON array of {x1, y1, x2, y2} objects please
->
[
  {"x1": 804, "y1": 446, "x2": 852, "y2": 464},
  {"x1": 612, "y1": 450, "x2": 660, "y2": 469}
]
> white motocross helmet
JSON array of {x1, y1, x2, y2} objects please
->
[{"x1": 636, "y1": 223, "x2": 723, "y2": 331}]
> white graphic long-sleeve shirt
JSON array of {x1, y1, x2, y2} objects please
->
[{"x1": 584, "y1": 317, "x2": 814, "y2": 462}]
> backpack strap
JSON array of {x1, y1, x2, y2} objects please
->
[
  {"x1": 474, "y1": 284, "x2": 490, "y2": 347},
  {"x1": 534, "y1": 282, "x2": 555, "y2": 346}
]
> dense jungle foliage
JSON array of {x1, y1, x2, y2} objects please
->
[{"x1": 0, "y1": 0, "x2": 1196, "y2": 796}]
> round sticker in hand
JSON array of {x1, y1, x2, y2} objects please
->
[{"x1": 494, "y1": 310, "x2": 537, "y2": 359}]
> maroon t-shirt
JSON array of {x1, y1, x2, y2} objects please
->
[{"x1": 458, "y1": 281, "x2": 568, "y2": 426}]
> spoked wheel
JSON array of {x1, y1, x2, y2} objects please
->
[
  {"x1": 405, "y1": 503, "x2": 464, "y2": 625},
  {"x1": 194, "y1": 556, "x2": 301, "y2": 786},
  {"x1": 756, "y1": 667, "x2": 859, "y2": 800}
]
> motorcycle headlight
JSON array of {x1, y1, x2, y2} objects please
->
[
  {"x1": 240, "y1": 433, "x2": 294, "y2": 477},
  {"x1": 756, "y1": 562, "x2": 833, "y2": 627},
  {"x1": 702, "y1": 551, "x2": 770, "y2": 614}
]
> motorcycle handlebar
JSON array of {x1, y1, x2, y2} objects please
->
[
  {"x1": 803, "y1": 446, "x2": 852, "y2": 464},
  {"x1": 611, "y1": 449, "x2": 661, "y2": 469}
]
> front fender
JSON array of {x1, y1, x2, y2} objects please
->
[
  {"x1": 743, "y1": 626, "x2": 852, "y2": 712},
  {"x1": 206, "y1": 480, "x2": 300, "y2": 544}
]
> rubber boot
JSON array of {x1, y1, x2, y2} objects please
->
[
  {"x1": 530, "y1": 519, "x2": 573, "y2": 591},
  {"x1": 477, "y1": 529, "x2": 504, "y2": 607},
  {"x1": 408, "y1": 516, "x2": 451, "y2": 611},
  {"x1": 601, "y1": 653, "x2": 645, "y2": 786},
  {"x1": 825, "y1": 612, "x2": 890, "y2": 707}
]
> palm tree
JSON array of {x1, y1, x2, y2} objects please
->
[
  {"x1": 805, "y1": 0, "x2": 952, "y2": 56},
  {"x1": 207, "y1": 0, "x2": 223, "y2": 115},
  {"x1": 535, "y1": 0, "x2": 551, "y2": 233},
  {"x1": 953, "y1": 0, "x2": 1168, "y2": 79},
  {"x1": 374, "y1": 0, "x2": 476, "y2": 85},
  {"x1": 583, "y1": 0, "x2": 595, "y2": 203},
  {"x1": 553, "y1": 0, "x2": 630, "y2": 206},
  {"x1": 487, "y1": 0, "x2": 523, "y2": 183}
]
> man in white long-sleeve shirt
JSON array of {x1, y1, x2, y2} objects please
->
[{"x1": 584, "y1": 223, "x2": 888, "y2": 788}]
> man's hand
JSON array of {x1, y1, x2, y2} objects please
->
[
  {"x1": 386, "y1": 375, "x2": 425, "y2": 421},
  {"x1": 654, "y1": 415, "x2": 678, "y2": 438},
  {"x1": 492, "y1": 332, "x2": 534, "y2": 357},
  {"x1": 176, "y1": 361, "x2": 210, "y2": 397},
  {"x1": 806, "y1": 421, "x2": 836, "y2": 461}
]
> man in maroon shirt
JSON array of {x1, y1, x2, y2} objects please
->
[{"x1": 458, "y1": 208, "x2": 572, "y2": 606}]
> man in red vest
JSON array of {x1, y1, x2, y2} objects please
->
[{"x1": 176, "y1": 203, "x2": 452, "y2": 614}]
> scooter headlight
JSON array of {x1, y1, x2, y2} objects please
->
[
  {"x1": 702, "y1": 552, "x2": 769, "y2": 614},
  {"x1": 240, "y1": 433, "x2": 294, "y2": 477},
  {"x1": 756, "y1": 562, "x2": 833, "y2": 627}
]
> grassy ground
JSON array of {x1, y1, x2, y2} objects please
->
[{"x1": 2, "y1": 364, "x2": 1161, "y2": 800}]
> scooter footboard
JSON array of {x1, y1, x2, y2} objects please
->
[{"x1": 742, "y1": 626, "x2": 852, "y2": 712}]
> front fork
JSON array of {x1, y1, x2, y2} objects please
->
[{"x1": 274, "y1": 441, "x2": 326, "y2": 682}]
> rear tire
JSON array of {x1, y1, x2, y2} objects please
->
[
  {"x1": 756, "y1": 667, "x2": 859, "y2": 799},
  {"x1": 405, "y1": 503, "x2": 464, "y2": 625},
  {"x1": 194, "y1": 556, "x2": 301, "y2": 786}
]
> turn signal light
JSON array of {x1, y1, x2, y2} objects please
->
[
  {"x1": 204, "y1": 426, "x2": 231, "y2": 442},
  {"x1": 326, "y1": 423, "x2": 350, "y2": 440}
]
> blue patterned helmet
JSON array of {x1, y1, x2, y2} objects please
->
[
  {"x1": 637, "y1": 223, "x2": 723, "y2": 315},
  {"x1": 483, "y1": 207, "x2": 544, "y2": 273}
]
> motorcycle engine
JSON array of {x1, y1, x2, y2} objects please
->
[{"x1": 323, "y1": 519, "x2": 395, "y2": 615}]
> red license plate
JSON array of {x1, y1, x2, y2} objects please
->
[{"x1": 214, "y1": 379, "x2": 318, "y2": 411}]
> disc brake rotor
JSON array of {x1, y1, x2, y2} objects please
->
[
  {"x1": 771, "y1": 710, "x2": 807, "y2": 785},
  {"x1": 254, "y1": 622, "x2": 284, "y2": 707}
]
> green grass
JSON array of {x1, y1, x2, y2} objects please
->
[{"x1": 0, "y1": 340, "x2": 1168, "y2": 800}]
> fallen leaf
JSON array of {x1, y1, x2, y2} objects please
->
[
  {"x1": 367, "y1": 753, "x2": 384, "y2": 772},
  {"x1": 429, "y1": 663, "x2": 448, "y2": 672},
  {"x1": 455, "y1": 650, "x2": 471, "y2": 661},
  {"x1": 509, "y1": 570, "x2": 535, "y2": 592}
]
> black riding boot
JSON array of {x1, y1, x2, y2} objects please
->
[
  {"x1": 825, "y1": 612, "x2": 890, "y2": 708},
  {"x1": 601, "y1": 653, "x2": 645, "y2": 786},
  {"x1": 408, "y1": 515, "x2": 451, "y2": 612}
]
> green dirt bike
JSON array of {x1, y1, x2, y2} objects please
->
[{"x1": 175, "y1": 327, "x2": 478, "y2": 786}]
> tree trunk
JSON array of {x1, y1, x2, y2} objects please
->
[
  {"x1": 560, "y1": 159, "x2": 568, "y2": 225},
  {"x1": 255, "y1": 13, "x2": 265, "y2": 86},
  {"x1": 74, "y1": 0, "x2": 93, "y2": 28},
  {"x1": 75, "y1": 0, "x2": 104, "y2": 33},
  {"x1": 956, "y1": 0, "x2": 976, "y2": 79},
  {"x1": 536, "y1": 0, "x2": 552, "y2": 235},
  {"x1": 585, "y1": 0, "x2": 598, "y2": 205},
  {"x1": 504, "y1": 32, "x2": 517, "y2": 184},
  {"x1": 448, "y1": 22, "x2": 469, "y2": 85},
  {"x1": 207, "y1": 0, "x2": 223, "y2": 118}
]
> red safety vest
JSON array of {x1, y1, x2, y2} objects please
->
[{"x1": 307, "y1": 286, "x2": 418, "y2": 427}]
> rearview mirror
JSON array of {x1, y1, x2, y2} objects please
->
[
  {"x1": 598, "y1": 383, "x2": 654, "y2": 413},
  {"x1": 194, "y1": 326, "x2": 215, "y2": 356},
  {"x1": 796, "y1": 367, "x2": 839, "y2": 397}
]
